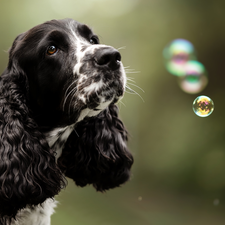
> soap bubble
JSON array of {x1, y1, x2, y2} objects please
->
[
  {"x1": 178, "y1": 61, "x2": 208, "y2": 94},
  {"x1": 163, "y1": 39, "x2": 196, "y2": 76},
  {"x1": 193, "y1": 95, "x2": 214, "y2": 117},
  {"x1": 163, "y1": 39, "x2": 195, "y2": 62}
]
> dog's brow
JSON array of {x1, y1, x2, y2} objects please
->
[
  {"x1": 77, "y1": 24, "x2": 94, "y2": 39},
  {"x1": 47, "y1": 30, "x2": 67, "y2": 42}
]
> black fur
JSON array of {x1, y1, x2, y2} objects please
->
[
  {"x1": 58, "y1": 104, "x2": 133, "y2": 191},
  {"x1": 0, "y1": 46, "x2": 65, "y2": 218}
]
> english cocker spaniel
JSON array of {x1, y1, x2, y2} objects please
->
[{"x1": 0, "y1": 18, "x2": 133, "y2": 225}]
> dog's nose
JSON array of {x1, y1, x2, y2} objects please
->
[{"x1": 95, "y1": 47, "x2": 121, "y2": 70}]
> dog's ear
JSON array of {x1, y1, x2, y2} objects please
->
[
  {"x1": 58, "y1": 104, "x2": 133, "y2": 191},
  {"x1": 0, "y1": 34, "x2": 65, "y2": 218}
]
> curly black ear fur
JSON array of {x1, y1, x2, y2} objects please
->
[
  {"x1": 58, "y1": 104, "x2": 133, "y2": 191},
  {"x1": 0, "y1": 35, "x2": 65, "y2": 218}
]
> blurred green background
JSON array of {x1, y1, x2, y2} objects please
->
[{"x1": 1, "y1": 0, "x2": 225, "y2": 224}]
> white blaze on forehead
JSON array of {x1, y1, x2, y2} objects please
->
[
  {"x1": 67, "y1": 21, "x2": 86, "y2": 75},
  {"x1": 68, "y1": 21, "x2": 113, "y2": 75}
]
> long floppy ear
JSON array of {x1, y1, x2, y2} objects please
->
[
  {"x1": 0, "y1": 34, "x2": 65, "y2": 218},
  {"x1": 58, "y1": 104, "x2": 133, "y2": 191}
]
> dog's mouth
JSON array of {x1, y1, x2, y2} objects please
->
[
  {"x1": 78, "y1": 74, "x2": 125, "y2": 110},
  {"x1": 73, "y1": 82, "x2": 124, "y2": 123},
  {"x1": 62, "y1": 70, "x2": 125, "y2": 117}
]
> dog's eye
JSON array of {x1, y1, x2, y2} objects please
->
[
  {"x1": 47, "y1": 46, "x2": 58, "y2": 55},
  {"x1": 90, "y1": 36, "x2": 99, "y2": 45}
]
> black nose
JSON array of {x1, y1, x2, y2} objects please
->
[{"x1": 95, "y1": 47, "x2": 121, "y2": 70}]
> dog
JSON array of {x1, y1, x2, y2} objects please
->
[{"x1": 0, "y1": 18, "x2": 133, "y2": 225}]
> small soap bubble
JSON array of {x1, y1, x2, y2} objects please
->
[
  {"x1": 193, "y1": 95, "x2": 214, "y2": 117},
  {"x1": 178, "y1": 61, "x2": 208, "y2": 94},
  {"x1": 163, "y1": 39, "x2": 196, "y2": 76}
]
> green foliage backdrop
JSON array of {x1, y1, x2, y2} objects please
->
[{"x1": 1, "y1": 0, "x2": 225, "y2": 224}]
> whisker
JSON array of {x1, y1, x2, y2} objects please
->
[
  {"x1": 118, "y1": 100, "x2": 126, "y2": 107},
  {"x1": 127, "y1": 77, "x2": 136, "y2": 83},
  {"x1": 63, "y1": 87, "x2": 77, "y2": 112},
  {"x1": 68, "y1": 94, "x2": 76, "y2": 117},
  {"x1": 127, "y1": 82, "x2": 145, "y2": 92},
  {"x1": 125, "y1": 71, "x2": 140, "y2": 74},
  {"x1": 125, "y1": 68, "x2": 137, "y2": 71},
  {"x1": 124, "y1": 66, "x2": 140, "y2": 75},
  {"x1": 125, "y1": 86, "x2": 136, "y2": 94},
  {"x1": 73, "y1": 127, "x2": 80, "y2": 137},
  {"x1": 63, "y1": 79, "x2": 78, "y2": 111},
  {"x1": 67, "y1": 88, "x2": 78, "y2": 116},
  {"x1": 125, "y1": 85, "x2": 145, "y2": 102},
  {"x1": 124, "y1": 67, "x2": 138, "y2": 71},
  {"x1": 117, "y1": 46, "x2": 126, "y2": 51},
  {"x1": 64, "y1": 79, "x2": 78, "y2": 96},
  {"x1": 66, "y1": 79, "x2": 94, "y2": 116},
  {"x1": 124, "y1": 66, "x2": 131, "y2": 69}
]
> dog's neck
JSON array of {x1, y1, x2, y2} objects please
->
[{"x1": 44, "y1": 101, "x2": 112, "y2": 160}]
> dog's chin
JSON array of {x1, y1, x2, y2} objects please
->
[{"x1": 73, "y1": 91, "x2": 123, "y2": 123}]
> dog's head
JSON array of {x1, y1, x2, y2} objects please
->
[{"x1": 9, "y1": 18, "x2": 126, "y2": 127}]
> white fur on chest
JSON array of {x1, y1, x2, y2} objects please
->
[{"x1": 11, "y1": 199, "x2": 57, "y2": 225}]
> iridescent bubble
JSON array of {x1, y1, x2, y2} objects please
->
[
  {"x1": 178, "y1": 61, "x2": 208, "y2": 94},
  {"x1": 163, "y1": 39, "x2": 196, "y2": 76},
  {"x1": 163, "y1": 39, "x2": 195, "y2": 61},
  {"x1": 193, "y1": 95, "x2": 214, "y2": 117}
]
